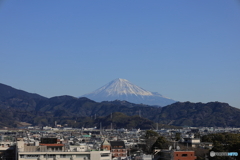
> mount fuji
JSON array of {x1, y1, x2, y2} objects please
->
[{"x1": 81, "y1": 78, "x2": 177, "y2": 106}]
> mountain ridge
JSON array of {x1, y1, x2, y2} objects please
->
[
  {"x1": 1, "y1": 82, "x2": 240, "y2": 128},
  {"x1": 0, "y1": 83, "x2": 46, "y2": 100}
]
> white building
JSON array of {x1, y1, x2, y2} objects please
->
[{"x1": 17, "y1": 141, "x2": 112, "y2": 160}]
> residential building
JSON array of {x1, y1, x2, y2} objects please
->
[
  {"x1": 17, "y1": 140, "x2": 111, "y2": 160},
  {"x1": 110, "y1": 141, "x2": 127, "y2": 159},
  {"x1": 154, "y1": 150, "x2": 197, "y2": 160}
]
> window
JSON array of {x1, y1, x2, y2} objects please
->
[
  {"x1": 101, "y1": 153, "x2": 109, "y2": 157},
  {"x1": 66, "y1": 155, "x2": 72, "y2": 158},
  {"x1": 76, "y1": 154, "x2": 89, "y2": 158},
  {"x1": 182, "y1": 154, "x2": 188, "y2": 157},
  {"x1": 26, "y1": 155, "x2": 40, "y2": 159},
  {"x1": 44, "y1": 154, "x2": 56, "y2": 158},
  {"x1": 60, "y1": 154, "x2": 66, "y2": 158},
  {"x1": 20, "y1": 155, "x2": 24, "y2": 158}
]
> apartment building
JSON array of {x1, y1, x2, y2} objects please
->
[
  {"x1": 17, "y1": 140, "x2": 112, "y2": 160},
  {"x1": 109, "y1": 141, "x2": 127, "y2": 159}
]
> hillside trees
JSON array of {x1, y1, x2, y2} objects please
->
[{"x1": 202, "y1": 133, "x2": 240, "y2": 160}]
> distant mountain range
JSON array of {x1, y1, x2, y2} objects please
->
[
  {"x1": 82, "y1": 78, "x2": 177, "y2": 106},
  {"x1": 0, "y1": 82, "x2": 240, "y2": 128}
]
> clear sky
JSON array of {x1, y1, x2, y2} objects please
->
[{"x1": 1, "y1": 0, "x2": 240, "y2": 108}]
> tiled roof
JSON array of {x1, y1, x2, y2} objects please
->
[{"x1": 110, "y1": 141, "x2": 125, "y2": 149}]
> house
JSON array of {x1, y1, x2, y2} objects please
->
[
  {"x1": 199, "y1": 142, "x2": 213, "y2": 149},
  {"x1": 101, "y1": 139, "x2": 111, "y2": 151},
  {"x1": 154, "y1": 150, "x2": 197, "y2": 160},
  {"x1": 174, "y1": 151, "x2": 197, "y2": 160},
  {"x1": 181, "y1": 137, "x2": 200, "y2": 148},
  {"x1": 110, "y1": 141, "x2": 127, "y2": 159}
]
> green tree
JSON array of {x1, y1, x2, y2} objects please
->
[
  {"x1": 145, "y1": 130, "x2": 159, "y2": 154},
  {"x1": 175, "y1": 132, "x2": 181, "y2": 141},
  {"x1": 202, "y1": 133, "x2": 240, "y2": 160},
  {"x1": 152, "y1": 136, "x2": 169, "y2": 150},
  {"x1": 145, "y1": 130, "x2": 159, "y2": 139}
]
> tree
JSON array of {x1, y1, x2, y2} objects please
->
[
  {"x1": 175, "y1": 132, "x2": 181, "y2": 141},
  {"x1": 145, "y1": 130, "x2": 159, "y2": 153},
  {"x1": 152, "y1": 136, "x2": 169, "y2": 150},
  {"x1": 145, "y1": 130, "x2": 159, "y2": 139},
  {"x1": 202, "y1": 133, "x2": 240, "y2": 160}
]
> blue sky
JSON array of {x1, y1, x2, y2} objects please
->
[{"x1": 1, "y1": 0, "x2": 240, "y2": 108}]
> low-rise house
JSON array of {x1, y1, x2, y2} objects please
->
[
  {"x1": 199, "y1": 142, "x2": 213, "y2": 149},
  {"x1": 180, "y1": 137, "x2": 200, "y2": 148},
  {"x1": 154, "y1": 149, "x2": 197, "y2": 160},
  {"x1": 69, "y1": 143, "x2": 89, "y2": 152},
  {"x1": 101, "y1": 139, "x2": 111, "y2": 151}
]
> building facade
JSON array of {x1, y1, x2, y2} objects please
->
[{"x1": 17, "y1": 141, "x2": 112, "y2": 160}]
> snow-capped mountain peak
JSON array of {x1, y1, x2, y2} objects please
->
[
  {"x1": 98, "y1": 78, "x2": 153, "y2": 96},
  {"x1": 81, "y1": 78, "x2": 177, "y2": 106}
]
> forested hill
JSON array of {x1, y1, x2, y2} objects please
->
[
  {"x1": 0, "y1": 82, "x2": 240, "y2": 128},
  {"x1": 158, "y1": 101, "x2": 240, "y2": 127}
]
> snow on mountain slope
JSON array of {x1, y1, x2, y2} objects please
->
[{"x1": 81, "y1": 78, "x2": 177, "y2": 106}]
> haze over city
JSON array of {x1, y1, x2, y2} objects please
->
[{"x1": 1, "y1": 0, "x2": 240, "y2": 108}]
